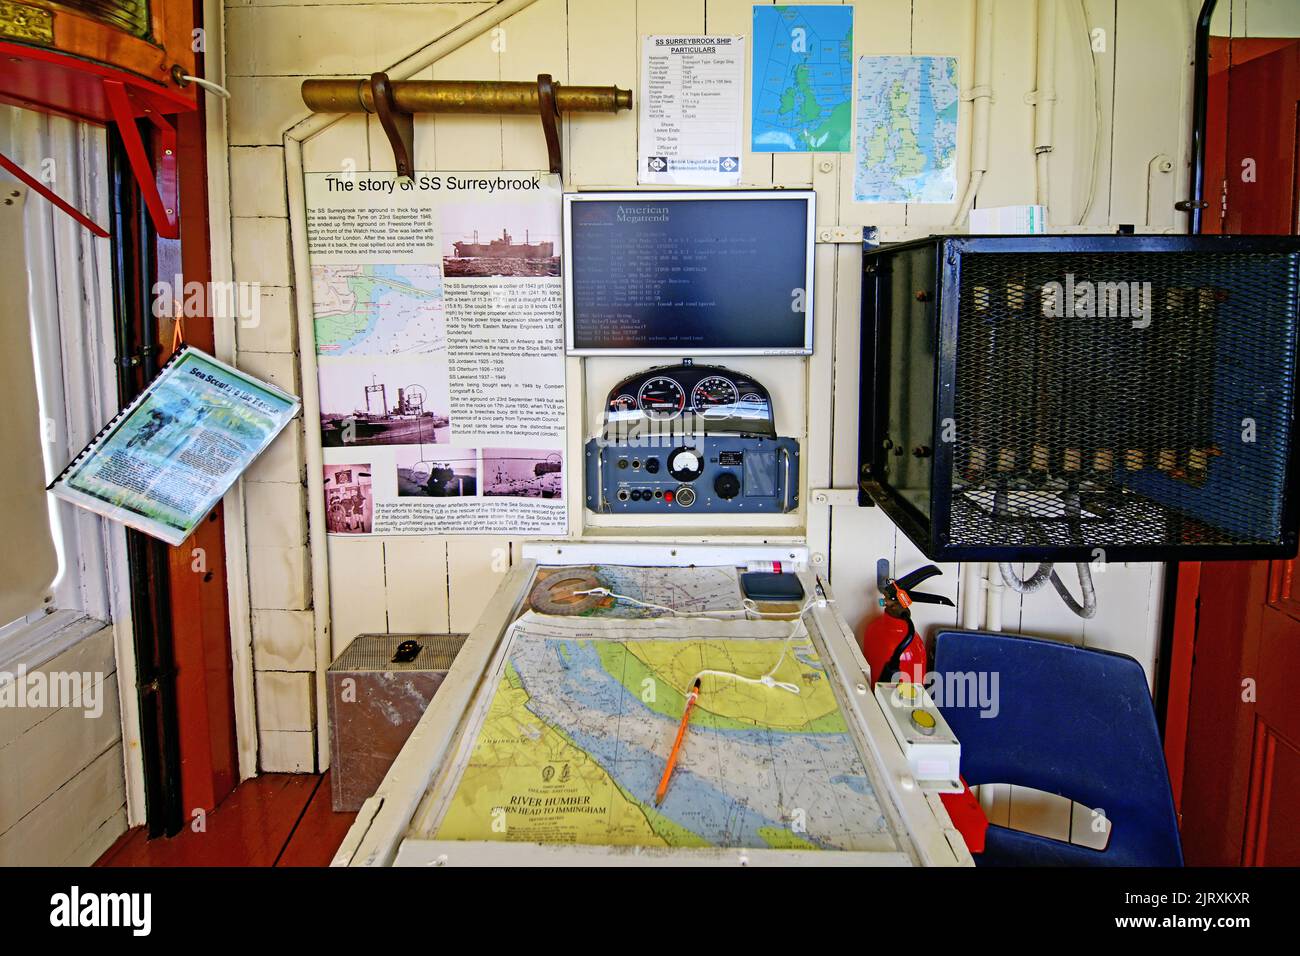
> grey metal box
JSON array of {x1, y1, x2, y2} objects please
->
[{"x1": 326, "y1": 633, "x2": 466, "y2": 812}]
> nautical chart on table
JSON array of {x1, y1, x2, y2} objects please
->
[
  {"x1": 527, "y1": 564, "x2": 745, "y2": 618},
  {"x1": 424, "y1": 609, "x2": 905, "y2": 854}
]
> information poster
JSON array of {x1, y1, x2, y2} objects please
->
[
  {"x1": 50, "y1": 347, "x2": 299, "y2": 546},
  {"x1": 639, "y1": 35, "x2": 745, "y2": 185},
  {"x1": 305, "y1": 171, "x2": 567, "y2": 536}
]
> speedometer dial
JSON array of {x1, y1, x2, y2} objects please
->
[
  {"x1": 638, "y1": 377, "x2": 686, "y2": 420},
  {"x1": 692, "y1": 376, "x2": 739, "y2": 412}
]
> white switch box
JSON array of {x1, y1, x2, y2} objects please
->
[{"x1": 874, "y1": 681, "x2": 963, "y2": 794}]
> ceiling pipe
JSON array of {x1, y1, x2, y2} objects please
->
[
  {"x1": 952, "y1": 0, "x2": 995, "y2": 226},
  {"x1": 1033, "y1": 0, "x2": 1059, "y2": 219},
  {"x1": 1184, "y1": 0, "x2": 1219, "y2": 234}
]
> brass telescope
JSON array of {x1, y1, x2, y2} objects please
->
[{"x1": 301, "y1": 78, "x2": 632, "y2": 116}]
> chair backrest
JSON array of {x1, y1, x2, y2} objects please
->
[{"x1": 932, "y1": 629, "x2": 1182, "y2": 866}]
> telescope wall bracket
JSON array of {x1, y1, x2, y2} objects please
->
[
  {"x1": 370, "y1": 72, "x2": 415, "y2": 179},
  {"x1": 536, "y1": 73, "x2": 562, "y2": 175},
  {"x1": 365, "y1": 71, "x2": 569, "y2": 178}
]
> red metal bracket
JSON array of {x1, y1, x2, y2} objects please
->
[
  {"x1": 103, "y1": 78, "x2": 180, "y2": 239},
  {"x1": 0, "y1": 150, "x2": 110, "y2": 237}
]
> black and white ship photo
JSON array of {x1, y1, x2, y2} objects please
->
[
  {"x1": 318, "y1": 361, "x2": 450, "y2": 447},
  {"x1": 482, "y1": 448, "x2": 563, "y2": 498},
  {"x1": 441, "y1": 201, "x2": 561, "y2": 278},
  {"x1": 395, "y1": 446, "x2": 478, "y2": 497}
]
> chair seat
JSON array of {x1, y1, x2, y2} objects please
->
[
  {"x1": 977, "y1": 822, "x2": 1180, "y2": 867},
  {"x1": 933, "y1": 629, "x2": 1183, "y2": 867}
]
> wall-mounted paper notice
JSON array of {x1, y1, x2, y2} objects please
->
[
  {"x1": 304, "y1": 171, "x2": 568, "y2": 538},
  {"x1": 969, "y1": 204, "x2": 1050, "y2": 234},
  {"x1": 853, "y1": 55, "x2": 959, "y2": 203},
  {"x1": 49, "y1": 346, "x2": 301, "y2": 546},
  {"x1": 639, "y1": 35, "x2": 745, "y2": 185}
]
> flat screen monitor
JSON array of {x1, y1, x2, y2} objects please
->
[{"x1": 564, "y1": 190, "x2": 815, "y2": 355}]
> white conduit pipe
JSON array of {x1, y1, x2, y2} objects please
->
[
  {"x1": 284, "y1": 0, "x2": 542, "y2": 769},
  {"x1": 952, "y1": 0, "x2": 995, "y2": 227},
  {"x1": 986, "y1": 561, "x2": 1006, "y2": 631},
  {"x1": 962, "y1": 562, "x2": 989, "y2": 630},
  {"x1": 1033, "y1": 0, "x2": 1059, "y2": 215}
]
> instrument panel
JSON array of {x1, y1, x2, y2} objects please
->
[
  {"x1": 588, "y1": 362, "x2": 798, "y2": 514},
  {"x1": 603, "y1": 364, "x2": 775, "y2": 435}
]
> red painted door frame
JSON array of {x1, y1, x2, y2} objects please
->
[
  {"x1": 1167, "y1": 36, "x2": 1300, "y2": 865},
  {"x1": 150, "y1": 7, "x2": 239, "y2": 816}
]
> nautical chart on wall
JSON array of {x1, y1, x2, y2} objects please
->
[{"x1": 304, "y1": 172, "x2": 567, "y2": 536}]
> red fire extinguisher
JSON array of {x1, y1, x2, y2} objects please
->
[{"x1": 861, "y1": 564, "x2": 954, "y2": 687}]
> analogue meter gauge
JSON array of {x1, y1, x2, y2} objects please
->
[
  {"x1": 608, "y1": 394, "x2": 638, "y2": 418},
  {"x1": 638, "y1": 377, "x2": 686, "y2": 420},
  {"x1": 691, "y1": 376, "x2": 739, "y2": 414}
]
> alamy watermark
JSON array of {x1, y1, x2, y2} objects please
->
[
  {"x1": 0, "y1": 666, "x2": 105, "y2": 718},
  {"x1": 1040, "y1": 272, "x2": 1153, "y2": 329},
  {"x1": 151, "y1": 274, "x2": 261, "y2": 328}
]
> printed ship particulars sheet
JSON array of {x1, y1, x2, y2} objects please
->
[
  {"x1": 639, "y1": 36, "x2": 745, "y2": 186},
  {"x1": 304, "y1": 171, "x2": 567, "y2": 536}
]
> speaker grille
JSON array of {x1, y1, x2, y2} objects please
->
[{"x1": 948, "y1": 250, "x2": 1299, "y2": 552}]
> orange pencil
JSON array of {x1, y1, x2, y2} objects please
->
[{"x1": 655, "y1": 678, "x2": 701, "y2": 806}]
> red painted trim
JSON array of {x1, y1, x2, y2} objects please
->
[
  {"x1": 0, "y1": 41, "x2": 196, "y2": 124},
  {"x1": 155, "y1": 45, "x2": 238, "y2": 813},
  {"x1": 103, "y1": 79, "x2": 179, "y2": 239},
  {"x1": 1163, "y1": 561, "x2": 1201, "y2": 811}
]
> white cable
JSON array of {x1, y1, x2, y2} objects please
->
[
  {"x1": 178, "y1": 75, "x2": 232, "y2": 99},
  {"x1": 693, "y1": 614, "x2": 810, "y2": 696},
  {"x1": 568, "y1": 588, "x2": 821, "y2": 695},
  {"x1": 1071, "y1": 0, "x2": 1103, "y2": 224}
]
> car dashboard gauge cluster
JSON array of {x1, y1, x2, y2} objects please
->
[{"x1": 584, "y1": 363, "x2": 800, "y2": 514}]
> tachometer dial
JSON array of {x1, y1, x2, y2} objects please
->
[
  {"x1": 638, "y1": 377, "x2": 686, "y2": 420},
  {"x1": 608, "y1": 393, "x2": 638, "y2": 415},
  {"x1": 691, "y1": 376, "x2": 739, "y2": 412}
]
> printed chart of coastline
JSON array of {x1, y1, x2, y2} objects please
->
[
  {"x1": 429, "y1": 614, "x2": 903, "y2": 853},
  {"x1": 303, "y1": 171, "x2": 568, "y2": 536}
]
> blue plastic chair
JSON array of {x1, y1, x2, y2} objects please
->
[{"x1": 931, "y1": 629, "x2": 1183, "y2": 866}]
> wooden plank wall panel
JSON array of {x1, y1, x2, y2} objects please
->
[
  {"x1": 385, "y1": 538, "x2": 452, "y2": 634},
  {"x1": 1110, "y1": 0, "x2": 1190, "y2": 228},
  {"x1": 706, "y1": 0, "x2": 774, "y2": 187},
  {"x1": 276, "y1": 0, "x2": 1185, "y2": 797},
  {"x1": 501, "y1": 0, "x2": 570, "y2": 170},
  {"x1": 975, "y1": 0, "x2": 1038, "y2": 209},
  {"x1": 839, "y1": 0, "x2": 912, "y2": 228},
  {"x1": 567, "y1": 0, "x2": 637, "y2": 186},
  {"x1": 0, "y1": 745, "x2": 126, "y2": 866},
  {"x1": 907, "y1": 0, "x2": 972, "y2": 229},
  {"x1": 0, "y1": 625, "x2": 126, "y2": 863}
]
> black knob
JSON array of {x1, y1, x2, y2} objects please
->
[{"x1": 714, "y1": 472, "x2": 741, "y2": 500}]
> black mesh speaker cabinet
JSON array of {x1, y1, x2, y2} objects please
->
[{"x1": 858, "y1": 235, "x2": 1300, "y2": 562}]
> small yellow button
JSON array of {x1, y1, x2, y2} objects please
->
[
  {"x1": 895, "y1": 682, "x2": 920, "y2": 701},
  {"x1": 910, "y1": 708, "x2": 937, "y2": 735}
]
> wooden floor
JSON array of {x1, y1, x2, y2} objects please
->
[{"x1": 96, "y1": 772, "x2": 357, "y2": 867}]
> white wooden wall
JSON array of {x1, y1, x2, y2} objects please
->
[
  {"x1": 221, "y1": 0, "x2": 1196, "y2": 851},
  {"x1": 0, "y1": 624, "x2": 127, "y2": 865}
]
